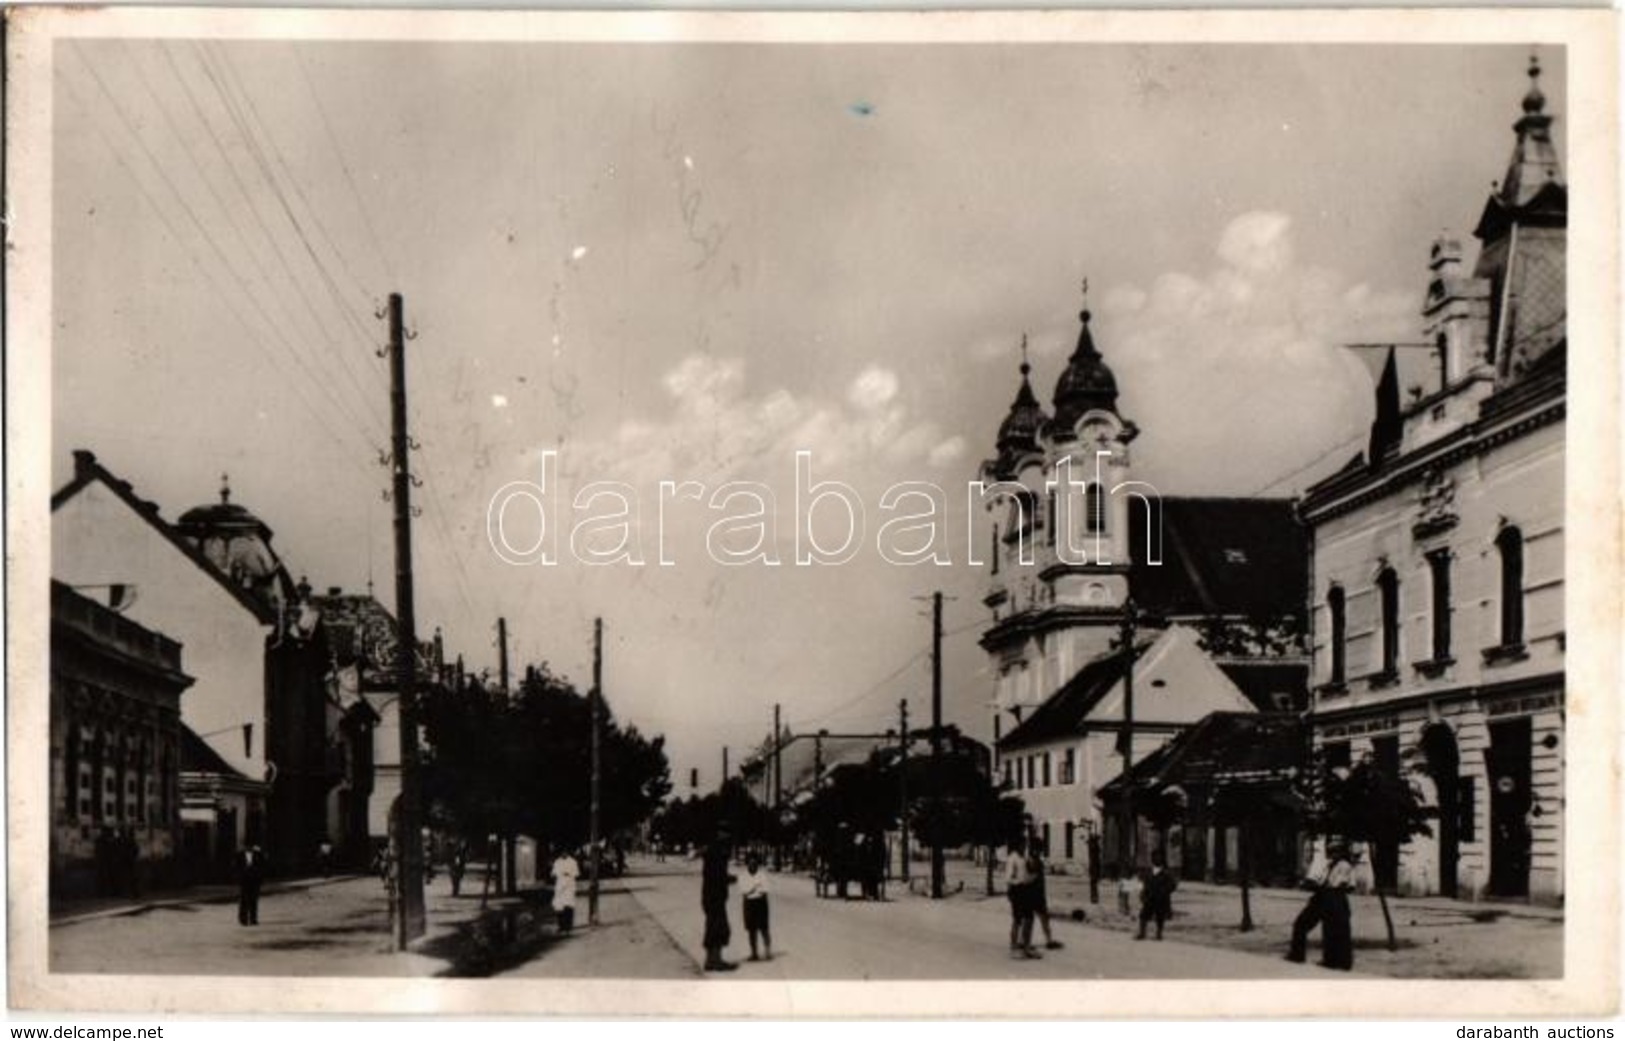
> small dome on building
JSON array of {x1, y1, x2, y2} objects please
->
[
  {"x1": 988, "y1": 336, "x2": 1050, "y2": 478},
  {"x1": 1048, "y1": 309, "x2": 1120, "y2": 437}
]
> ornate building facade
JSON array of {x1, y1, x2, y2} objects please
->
[
  {"x1": 1298, "y1": 58, "x2": 1566, "y2": 903},
  {"x1": 50, "y1": 581, "x2": 192, "y2": 901}
]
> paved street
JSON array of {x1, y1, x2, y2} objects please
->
[
  {"x1": 614, "y1": 858, "x2": 1338, "y2": 979},
  {"x1": 49, "y1": 857, "x2": 1558, "y2": 979}
]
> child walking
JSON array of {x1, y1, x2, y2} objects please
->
[{"x1": 741, "y1": 852, "x2": 773, "y2": 961}]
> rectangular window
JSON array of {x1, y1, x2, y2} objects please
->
[
  {"x1": 1042, "y1": 752, "x2": 1052, "y2": 787},
  {"x1": 1428, "y1": 550, "x2": 1452, "y2": 660},
  {"x1": 1060, "y1": 748, "x2": 1076, "y2": 785},
  {"x1": 1026, "y1": 755, "x2": 1037, "y2": 789},
  {"x1": 1328, "y1": 587, "x2": 1347, "y2": 685},
  {"x1": 1065, "y1": 822, "x2": 1076, "y2": 860}
]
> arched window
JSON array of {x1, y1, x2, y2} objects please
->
[
  {"x1": 1377, "y1": 567, "x2": 1401, "y2": 676},
  {"x1": 1496, "y1": 526, "x2": 1525, "y2": 646},
  {"x1": 1085, "y1": 484, "x2": 1106, "y2": 535},
  {"x1": 1327, "y1": 585, "x2": 1347, "y2": 686}
]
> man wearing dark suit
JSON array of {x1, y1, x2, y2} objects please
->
[{"x1": 236, "y1": 843, "x2": 265, "y2": 926}]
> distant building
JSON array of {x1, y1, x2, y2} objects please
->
[
  {"x1": 50, "y1": 581, "x2": 192, "y2": 902},
  {"x1": 1298, "y1": 58, "x2": 1566, "y2": 903},
  {"x1": 309, "y1": 588, "x2": 438, "y2": 849},
  {"x1": 1098, "y1": 711, "x2": 1306, "y2": 886},
  {"x1": 977, "y1": 309, "x2": 1308, "y2": 874}
]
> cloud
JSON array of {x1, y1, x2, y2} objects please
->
[
  {"x1": 1096, "y1": 210, "x2": 1419, "y2": 493},
  {"x1": 847, "y1": 366, "x2": 900, "y2": 412}
]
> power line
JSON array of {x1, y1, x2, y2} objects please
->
[
  {"x1": 291, "y1": 46, "x2": 397, "y2": 291},
  {"x1": 194, "y1": 43, "x2": 388, "y2": 412},
  {"x1": 137, "y1": 42, "x2": 388, "y2": 443},
  {"x1": 59, "y1": 55, "x2": 377, "y2": 483}
]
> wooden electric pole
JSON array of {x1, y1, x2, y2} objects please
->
[
  {"x1": 722, "y1": 746, "x2": 730, "y2": 787},
  {"x1": 772, "y1": 703, "x2": 783, "y2": 870},
  {"x1": 589, "y1": 617, "x2": 603, "y2": 926},
  {"x1": 497, "y1": 617, "x2": 509, "y2": 693},
  {"x1": 929, "y1": 591, "x2": 945, "y2": 900},
  {"x1": 898, "y1": 699, "x2": 910, "y2": 883},
  {"x1": 1119, "y1": 598, "x2": 1138, "y2": 874},
  {"x1": 387, "y1": 292, "x2": 426, "y2": 949}
]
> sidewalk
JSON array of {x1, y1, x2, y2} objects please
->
[
  {"x1": 50, "y1": 873, "x2": 366, "y2": 927},
  {"x1": 933, "y1": 858, "x2": 1563, "y2": 979}
]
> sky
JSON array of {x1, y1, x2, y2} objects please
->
[{"x1": 51, "y1": 37, "x2": 1566, "y2": 788}]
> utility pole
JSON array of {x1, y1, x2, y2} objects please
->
[
  {"x1": 589, "y1": 617, "x2": 603, "y2": 926},
  {"x1": 770, "y1": 708, "x2": 783, "y2": 870},
  {"x1": 813, "y1": 732, "x2": 823, "y2": 793},
  {"x1": 722, "y1": 746, "x2": 729, "y2": 787},
  {"x1": 1118, "y1": 598, "x2": 1138, "y2": 875},
  {"x1": 497, "y1": 617, "x2": 509, "y2": 694},
  {"x1": 386, "y1": 292, "x2": 426, "y2": 950},
  {"x1": 898, "y1": 699, "x2": 910, "y2": 883},
  {"x1": 930, "y1": 591, "x2": 945, "y2": 899}
]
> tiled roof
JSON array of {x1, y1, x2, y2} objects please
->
[
  {"x1": 1097, "y1": 711, "x2": 1303, "y2": 798},
  {"x1": 1129, "y1": 497, "x2": 1308, "y2": 620},
  {"x1": 1217, "y1": 661, "x2": 1310, "y2": 713}
]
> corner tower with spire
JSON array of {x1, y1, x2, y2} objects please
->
[{"x1": 979, "y1": 287, "x2": 1151, "y2": 722}]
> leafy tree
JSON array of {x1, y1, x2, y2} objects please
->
[
  {"x1": 421, "y1": 663, "x2": 671, "y2": 884},
  {"x1": 1301, "y1": 751, "x2": 1432, "y2": 950}
]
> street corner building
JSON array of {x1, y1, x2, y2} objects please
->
[
  {"x1": 50, "y1": 580, "x2": 193, "y2": 902},
  {"x1": 975, "y1": 295, "x2": 1310, "y2": 882},
  {"x1": 50, "y1": 451, "x2": 384, "y2": 894},
  {"x1": 1298, "y1": 58, "x2": 1567, "y2": 905}
]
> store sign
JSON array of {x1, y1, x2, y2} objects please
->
[
  {"x1": 1321, "y1": 716, "x2": 1400, "y2": 739},
  {"x1": 1485, "y1": 693, "x2": 1560, "y2": 718}
]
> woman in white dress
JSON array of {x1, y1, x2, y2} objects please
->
[{"x1": 551, "y1": 850, "x2": 581, "y2": 933}]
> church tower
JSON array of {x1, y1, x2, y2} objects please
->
[
  {"x1": 979, "y1": 296, "x2": 1150, "y2": 734},
  {"x1": 1472, "y1": 54, "x2": 1567, "y2": 383}
]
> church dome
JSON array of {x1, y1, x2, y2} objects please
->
[
  {"x1": 1048, "y1": 309, "x2": 1119, "y2": 437},
  {"x1": 988, "y1": 339, "x2": 1050, "y2": 479},
  {"x1": 175, "y1": 476, "x2": 273, "y2": 540}
]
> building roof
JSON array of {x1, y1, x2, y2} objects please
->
[
  {"x1": 310, "y1": 590, "x2": 436, "y2": 689},
  {"x1": 52, "y1": 451, "x2": 279, "y2": 625},
  {"x1": 986, "y1": 342, "x2": 1050, "y2": 481},
  {"x1": 1128, "y1": 497, "x2": 1308, "y2": 620},
  {"x1": 179, "y1": 723, "x2": 251, "y2": 779},
  {"x1": 997, "y1": 640, "x2": 1152, "y2": 750},
  {"x1": 1097, "y1": 711, "x2": 1304, "y2": 800},
  {"x1": 1217, "y1": 660, "x2": 1310, "y2": 713}
]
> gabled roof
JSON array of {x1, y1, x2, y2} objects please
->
[
  {"x1": 997, "y1": 640, "x2": 1152, "y2": 750},
  {"x1": 52, "y1": 451, "x2": 278, "y2": 625},
  {"x1": 1128, "y1": 497, "x2": 1308, "y2": 620},
  {"x1": 179, "y1": 723, "x2": 251, "y2": 779}
]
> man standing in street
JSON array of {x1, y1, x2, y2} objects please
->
[
  {"x1": 700, "y1": 826, "x2": 738, "y2": 972},
  {"x1": 1003, "y1": 834, "x2": 1039, "y2": 959},
  {"x1": 236, "y1": 842, "x2": 265, "y2": 926}
]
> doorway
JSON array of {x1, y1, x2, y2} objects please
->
[
  {"x1": 1485, "y1": 716, "x2": 1532, "y2": 898},
  {"x1": 1421, "y1": 723, "x2": 1461, "y2": 898}
]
